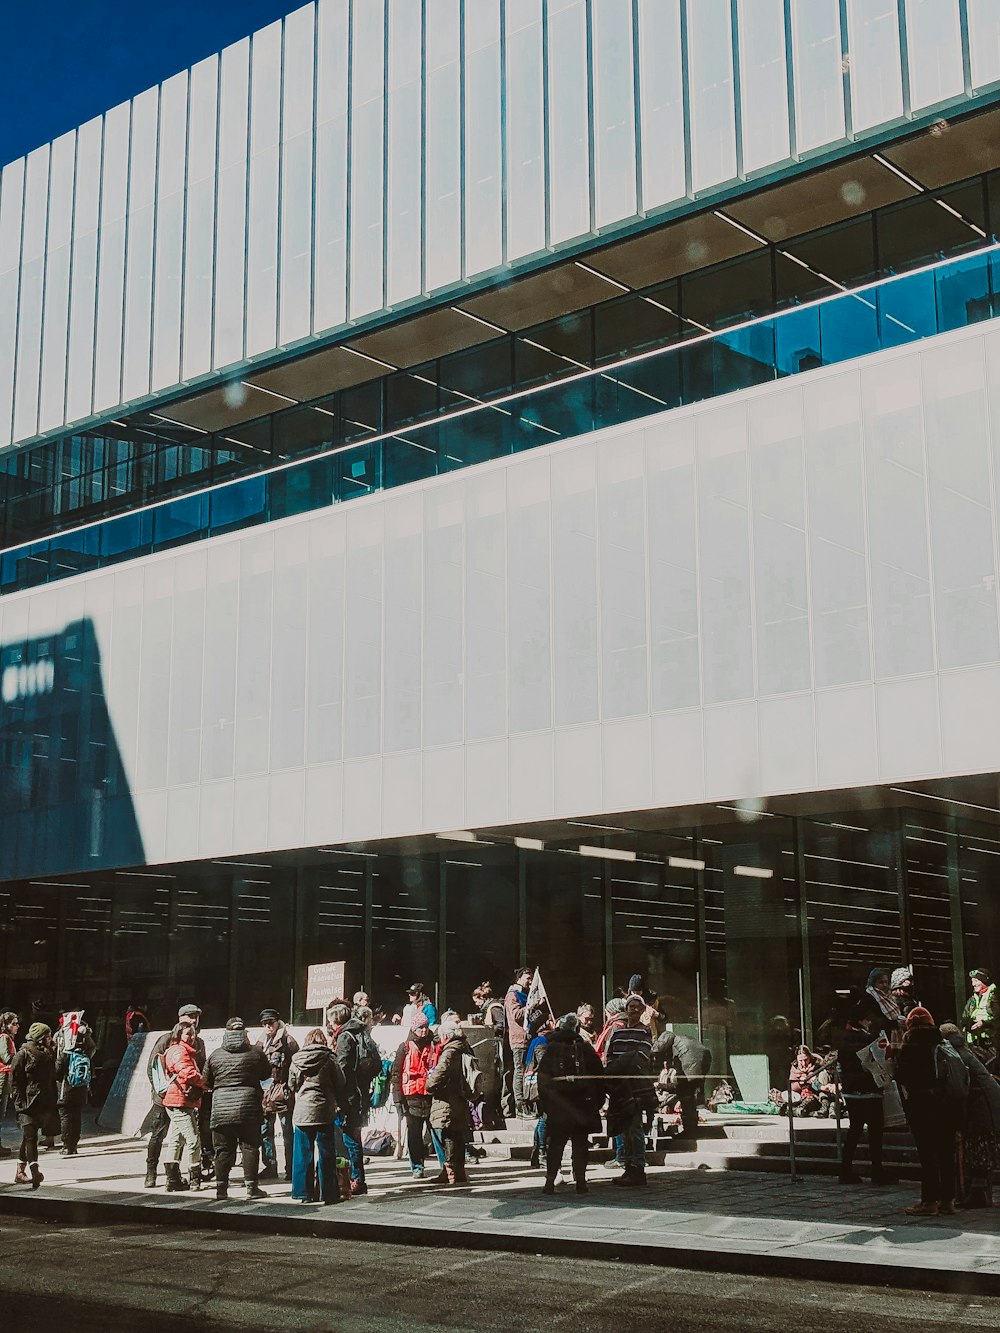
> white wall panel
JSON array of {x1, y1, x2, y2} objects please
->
[
  {"x1": 737, "y1": 0, "x2": 791, "y2": 173},
  {"x1": 904, "y1": 0, "x2": 964, "y2": 111},
  {"x1": 246, "y1": 21, "x2": 282, "y2": 357},
  {"x1": 790, "y1": 0, "x2": 846, "y2": 154},
  {"x1": 0, "y1": 160, "x2": 25, "y2": 449},
  {"x1": 388, "y1": 0, "x2": 424, "y2": 302},
  {"x1": 64, "y1": 121, "x2": 102, "y2": 423},
  {"x1": 12, "y1": 146, "x2": 49, "y2": 443},
  {"x1": 214, "y1": 40, "x2": 250, "y2": 369},
  {"x1": 122, "y1": 88, "x2": 158, "y2": 404},
  {"x1": 505, "y1": 0, "x2": 546, "y2": 259},
  {"x1": 314, "y1": 0, "x2": 349, "y2": 332},
  {"x1": 591, "y1": 0, "x2": 637, "y2": 226},
  {"x1": 348, "y1": 0, "x2": 386, "y2": 319},
  {"x1": 38, "y1": 133, "x2": 75, "y2": 433},
  {"x1": 637, "y1": 0, "x2": 686, "y2": 211},
  {"x1": 278, "y1": 4, "x2": 315, "y2": 346},
  {"x1": 93, "y1": 103, "x2": 130, "y2": 414},
  {"x1": 968, "y1": 0, "x2": 1000, "y2": 88},
  {"x1": 151, "y1": 71, "x2": 188, "y2": 393},
  {"x1": 423, "y1": 0, "x2": 460, "y2": 293},
  {"x1": 547, "y1": 0, "x2": 591, "y2": 246},
  {"x1": 181, "y1": 57, "x2": 218, "y2": 383},
  {"x1": 846, "y1": 0, "x2": 904, "y2": 131},
  {"x1": 687, "y1": 0, "x2": 738, "y2": 192},
  {"x1": 464, "y1": 1, "x2": 503, "y2": 276}
]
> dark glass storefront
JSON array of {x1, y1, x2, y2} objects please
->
[{"x1": 1, "y1": 801, "x2": 995, "y2": 1081}]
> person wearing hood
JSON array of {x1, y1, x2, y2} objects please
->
[
  {"x1": 895, "y1": 1006, "x2": 959, "y2": 1217},
  {"x1": 257, "y1": 1008, "x2": 299, "y2": 1183},
  {"x1": 537, "y1": 1013, "x2": 604, "y2": 1195},
  {"x1": 602, "y1": 994, "x2": 656, "y2": 1187},
  {"x1": 53, "y1": 1011, "x2": 96, "y2": 1156},
  {"x1": 288, "y1": 1028, "x2": 348, "y2": 1204},
  {"x1": 162, "y1": 1020, "x2": 208, "y2": 1191},
  {"x1": 960, "y1": 969, "x2": 998, "y2": 1068},
  {"x1": 391, "y1": 1012, "x2": 446, "y2": 1180},
  {"x1": 329, "y1": 1001, "x2": 376, "y2": 1196},
  {"x1": 10, "y1": 1022, "x2": 57, "y2": 1189},
  {"x1": 861, "y1": 968, "x2": 904, "y2": 1032},
  {"x1": 650, "y1": 1028, "x2": 712, "y2": 1140},
  {"x1": 940, "y1": 1022, "x2": 1000, "y2": 1208},
  {"x1": 205, "y1": 1018, "x2": 270, "y2": 1201},
  {"x1": 426, "y1": 1017, "x2": 478, "y2": 1185}
]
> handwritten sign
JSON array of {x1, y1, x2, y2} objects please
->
[{"x1": 306, "y1": 960, "x2": 346, "y2": 1010}]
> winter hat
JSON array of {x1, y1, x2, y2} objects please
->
[
  {"x1": 225, "y1": 1017, "x2": 246, "y2": 1031},
  {"x1": 259, "y1": 1008, "x2": 281, "y2": 1023},
  {"x1": 970, "y1": 968, "x2": 992, "y2": 985},
  {"x1": 558, "y1": 1013, "x2": 580, "y2": 1033},
  {"x1": 627, "y1": 974, "x2": 644, "y2": 994},
  {"x1": 27, "y1": 1022, "x2": 50, "y2": 1043},
  {"x1": 890, "y1": 966, "x2": 913, "y2": 990},
  {"x1": 905, "y1": 1006, "x2": 935, "y2": 1028},
  {"x1": 177, "y1": 1003, "x2": 202, "y2": 1019}
]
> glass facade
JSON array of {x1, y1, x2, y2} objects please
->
[{"x1": 1, "y1": 803, "x2": 992, "y2": 1084}]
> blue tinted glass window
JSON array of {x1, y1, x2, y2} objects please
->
[
  {"x1": 210, "y1": 476, "x2": 268, "y2": 534},
  {"x1": 818, "y1": 292, "x2": 879, "y2": 364},
  {"x1": 101, "y1": 511, "x2": 153, "y2": 563},
  {"x1": 877, "y1": 270, "x2": 936, "y2": 349}
]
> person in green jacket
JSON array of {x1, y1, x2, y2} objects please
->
[{"x1": 960, "y1": 969, "x2": 998, "y2": 1070}]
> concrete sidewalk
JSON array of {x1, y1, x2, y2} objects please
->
[{"x1": 0, "y1": 1128, "x2": 998, "y2": 1292}]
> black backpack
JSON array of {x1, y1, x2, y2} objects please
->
[{"x1": 354, "y1": 1028, "x2": 383, "y2": 1090}]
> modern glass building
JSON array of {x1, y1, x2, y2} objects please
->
[{"x1": 3, "y1": 1, "x2": 1000, "y2": 1074}]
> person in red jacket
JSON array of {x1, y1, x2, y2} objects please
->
[
  {"x1": 390, "y1": 1013, "x2": 445, "y2": 1180},
  {"x1": 162, "y1": 1021, "x2": 208, "y2": 1192}
]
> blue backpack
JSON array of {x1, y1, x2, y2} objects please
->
[{"x1": 66, "y1": 1049, "x2": 92, "y2": 1090}]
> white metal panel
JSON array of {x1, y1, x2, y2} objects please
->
[
  {"x1": 214, "y1": 39, "x2": 250, "y2": 369},
  {"x1": 278, "y1": 3, "x2": 315, "y2": 346},
  {"x1": 637, "y1": 0, "x2": 686, "y2": 211},
  {"x1": 591, "y1": 0, "x2": 637, "y2": 226},
  {"x1": 687, "y1": 0, "x2": 738, "y2": 192},
  {"x1": 314, "y1": 0, "x2": 349, "y2": 332},
  {"x1": 12, "y1": 145, "x2": 50, "y2": 443},
  {"x1": 93, "y1": 102, "x2": 131, "y2": 414},
  {"x1": 547, "y1": 0, "x2": 591, "y2": 245},
  {"x1": 64, "y1": 119, "x2": 101, "y2": 425},
  {"x1": 845, "y1": 0, "x2": 904, "y2": 132},
  {"x1": 505, "y1": 0, "x2": 546, "y2": 259},
  {"x1": 737, "y1": 0, "x2": 791, "y2": 173},
  {"x1": 151, "y1": 70, "x2": 188, "y2": 392},
  {"x1": 388, "y1": 0, "x2": 424, "y2": 303},
  {"x1": 348, "y1": 0, "x2": 386, "y2": 319},
  {"x1": 0, "y1": 159, "x2": 25, "y2": 450},
  {"x1": 122, "y1": 87, "x2": 158, "y2": 404},
  {"x1": 182, "y1": 56, "x2": 218, "y2": 383},
  {"x1": 790, "y1": 0, "x2": 846, "y2": 154},
  {"x1": 968, "y1": 0, "x2": 1000, "y2": 88},
  {"x1": 903, "y1": 0, "x2": 964, "y2": 111},
  {"x1": 422, "y1": 0, "x2": 459, "y2": 293},
  {"x1": 464, "y1": 0, "x2": 503, "y2": 276},
  {"x1": 38, "y1": 133, "x2": 76, "y2": 434},
  {"x1": 246, "y1": 20, "x2": 282, "y2": 357}
]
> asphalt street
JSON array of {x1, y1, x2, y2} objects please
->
[{"x1": 1, "y1": 1215, "x2": 999, "y2": 1332}]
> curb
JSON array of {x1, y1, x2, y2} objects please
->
[{"x1": 1, "y1": 1189, "x2": 998, "y2": 1296}]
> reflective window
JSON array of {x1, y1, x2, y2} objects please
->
[
  {"x1": 348, "y1": 0, "x2": 386, "y2": 318},
  {"x1": 968, "y1": 0, "x2": 1000, "y2": 88},
  {"x1": 93, "y1": 103, "x2": 130, "y2": 414},
  {"x1": 903, "y1": 0, "x2": 964, "y2": 110},
  {"x1": 182, "y1": 56, "x2": 218, "y2": 382},
  {"x1": 464, "y1": 1, "x2": 503, "y2": 275},
  {"x1": 737, "y1": 0, "x2": 791, "y2": 173},
  {"x1": 13, "y1": 146, "x2": 50, "y2": 443},
  {"x1": 246, "y1": 21, "x2": 282, "y2": 357},
  {"x1": 790, "y1": 0, "x2": 846, "y2": 153},
  {"x1": 38, "y1": 133, "x2": 75, "y2": 435},
  {"x1": 845, "y1": 0, "x2": 903, "y2": 132},
  {"x1": 546, "y1": 0, "x2": 590, "y2": 245},
  {"x1": 637, "y1": 0, "x2": 685, "y2": 209},
  {"x1": 423, "y1": 0, "x2": 460, "y2": 292},
  {"x1": 151, "y1": 72, "x2": 188, "y2": 393},
  {"x1": 386, "y1": 0, "x2": 423, "y2": 304},
  {"x1": 214, "y1": 40, "x2": 250, "y2": 368},
  {"x1": 687, "y1": 0, "x2": 738, "y2": 192},
  {"x1": 279, "y1": 4, "x2": 316, "y2": 346},
  {"x1": 505, "y1": 0, "x2": 546, "y2": 258},
  {"x1": 314, "y1": 0, "x2": 350, "y2": 332},
  {"x1": 122, "y1": 88, "x2": 158, "y2": 404},
  {"x1": 591, "y1": 0, "x2": 637, "y2": 225}
]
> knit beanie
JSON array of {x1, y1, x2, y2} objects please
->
[
  {"x1": 970, "y1": 968, "x2": 992, "y2": 985},
  {"x1": 27, "y1": 1022, "x2": 50, "y2": 1042},
  {"x1": 905, "y1": 1006, "x2": 935, "y2": 1028},
  {"x1": 558, "y1": 1013, "x2": 580, "y2": 1033}
]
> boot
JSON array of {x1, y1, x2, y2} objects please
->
[
  {"x1": 904, "y1": 1200, "x2": 938, "y2": 1216},
  {"x1": 575, "y1": 1180, "x2": 589, "y2": 1195},
  {"x1": 29, "y1": 1163, "x2": 43, "y2": 1190},
  {"x1": 14, "y1": 1161, "x2": 29, "y2": 1185},
  {"x1": 613, "y1": 1166, "x2": 647, "y2": 1188},
  {"x1": 529, "y1": 1146, "x2": 540, "y2": 1169},
  {"x1": 431, "y1": 1168, "x2": 449, "y2": 1184},
  {"x1": 245, "y1": 1181, "x2": 268, "y2": 1200},
  {"x1": 542, "y1": 1177, "x2": 556, "y2": 1195},
  {"x1": 938, "y1": 1198, "x2": 956, "y2": 1216},
  {"x1": 143, "y1": 1164, "x2": 158, "y2": 1188},
  {"x1": 188, "y1": 1164, "x2": 202, "y2": 1191},
  {"x1": 442, "y1": 1165, "x2": 457, "y2": 1186},
  {"x1": 164, "y1": 1161, "x2": 190, "y2": 1193},
  {"x1": 453, "y1": 1163, "x2": 469, "y2": 1185},
  {"x1": 215, "y1": 1179, "x2": 229, "y2": 1200},
  {"x1": 259, "y1": 1162, "x2": 279, "y2": 1181}
]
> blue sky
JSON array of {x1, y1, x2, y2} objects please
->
[{"x1": 0, "y1": 1, "x2": 301, "y2": 167}]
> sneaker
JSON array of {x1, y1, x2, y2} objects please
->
[
  {"x1": 904, "y1": 1201, "x2": 939, "y2": 1217},
  {"x1": 349, "y1": 1178, "x2": 368, "y2": 1196},
  {"x1": 410, "y1": 1166, "x2": 425, "y2": 1180}
]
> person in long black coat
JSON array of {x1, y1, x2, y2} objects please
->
[{"x1": 537, "y1": 1013, "x2": 604, "y2": 1195}]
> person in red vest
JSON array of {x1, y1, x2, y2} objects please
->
[{"x1": 390, "y1": 1012, "x2": 446, "y2": 1181}]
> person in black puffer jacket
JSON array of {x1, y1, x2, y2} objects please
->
[
  {"x1": 205, "y1": 1018, "x2": 270, "y2": 1201},
  {"x1": 836, "y1": 1007, "x2": 888, "y2": 1185},
  {"x1": 537, "y1": 1014, "x2": 604, "y2": 1195},
  {"x1": 895, "y1": 1006, "x2": 960, "y2": 1218},
  {"x1": 650, "y1": 1029, "x2": 712, "y2": 1140}
]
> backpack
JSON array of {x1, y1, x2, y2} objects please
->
[
  {"x1": 66, "y1": 1049, "x2": 92, "y2": 1090},
  {"x1": 935, "y1": 1042, "x2": 970, "y2": 1101},
  {"x1": 150, "y1": 1052, "x2": 170, "y2": 1098},
  {"x1": 369, "y1": 1056, "x2": 392, "y2": 1109},
  {"x1": 461, "y1": 1051, "x2": 484, "y2": 1103},
  {"x1": 354, "y1": 1029, "x2": 383, "y2": 1090}
]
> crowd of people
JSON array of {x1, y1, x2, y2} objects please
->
[{"x1": 1, "y1": 963, "x2": 996, "y2": 1212}]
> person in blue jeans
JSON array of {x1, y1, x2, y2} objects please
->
[
  {"x1": 328, "y1": 1002, "x2": 376, "y2": 1195},
  {"x1": 602, "y1": 995, "x2": 654, "y2": 1187},
  {"x1": 287, "y1": 1028, "x2": 347, "y2": 1204}
]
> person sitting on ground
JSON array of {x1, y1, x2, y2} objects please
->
[
  {"x1": 895, "y1": 1006, "x2": 960, "y2": 1218},
  {"x1": 53, "y1": 1011, "x2": 96, "y2": 1157},
  {"x1": 602, "y1": 995, "x2": 655, "y2": 1187},
  {"x1": 961, "y1": 969, "x2": 998, "y2": 1069},
  {"x1": 426, "y1": 1017, "x2": 479, "y2": 1186},
  {"x1": 837, "y1": 1007, "x2": 888, "y2": 1186},
  {"x1": 650, "y1": 1028, "x2": 712, "y2": 1140},
  {"x1": 784, "y1": 1046, "x2": 823, "y2": 1116},
  {"x1": 10, "y1": 1022, "x2": 56, "y2": 1189},
  {"x1": 162, "y1": 1020, "x2": 208, "y2": 1191},
  {"x1": 939, "y1": 1021, "x2": 1000, "y2": 1209},
  {"x1": 0, "y1": 1011, "x2": 21, "y2": 1160},
  {"x1": 288, "y1": 1027, "x2": 348, "y2": 1205},
  {"x1": 391, "y1": 1011, "x2": 445, "y2": 1181},
  {"x1": 537, "y1": 1013, "x2": 604, "y2": 1196},
  {"x1": 205, "y1": 1018, "x2": 270, "y2": 1202}
]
